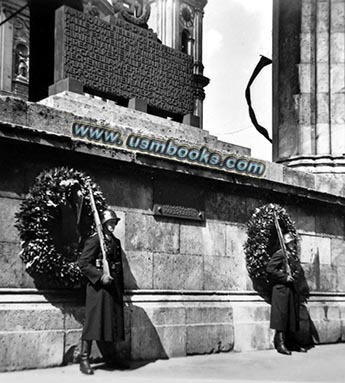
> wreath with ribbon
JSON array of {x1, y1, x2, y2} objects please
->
[
  {"x1": 15, "y1": 167, "x2": 106, "y2": 287},
  {"x1": 244, "y1": 203, "x2": 298, "y2": 282}
]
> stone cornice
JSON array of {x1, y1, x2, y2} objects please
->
[{"x1": 1, "y1": 95, "x2": 345, "y2": 207}]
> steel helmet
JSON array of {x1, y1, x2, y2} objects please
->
[{"x1": 101, "y1": 209, "x2": 120, "y2": 225}]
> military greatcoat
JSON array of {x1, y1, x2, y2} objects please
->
[
  {"x1": 266, "y1": 249, "x2": 305, "y2": 333},
  {"x1": 79, "y1": 233, "x2": 125, "y2": 342}
]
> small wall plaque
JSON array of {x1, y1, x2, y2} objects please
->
[
  {"x1": 153, "y1": 175, "x2": 205, "y2": 221},
  {"x1": 153, "y1": 204, "x2": 204, "y2": 221}
]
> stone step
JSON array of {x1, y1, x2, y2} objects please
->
[{"x1": 39, "y1": 92, "x2": 250, "y2": 157}]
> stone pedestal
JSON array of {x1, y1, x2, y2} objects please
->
[{"x1": 2, "y1": 93, "x2": 345, "y2": 371}]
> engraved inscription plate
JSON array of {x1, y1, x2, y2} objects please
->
[
  {"x1": 153, "y1": 204, "x2": 204, "y2": 221},
  {"x1": 54, "y1": 6, "x2": 195, "y2": 116}
]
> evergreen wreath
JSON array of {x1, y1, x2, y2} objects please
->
[
  {"x1": 15, "y1": 167, "x2": 106, "y2": 287},
  {"x1": 244, "y1": 203, "x2": 298, "y2": 282}
]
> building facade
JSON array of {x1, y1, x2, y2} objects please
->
[{"x1": 0, "y1": 0, "x2": 345, "y2": 372}]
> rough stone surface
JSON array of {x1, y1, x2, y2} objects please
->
[
  {"x1": 300, "y1": 234, "x2": 318, "y2": 263},
  {"x1": 180, "y1": 221, "x2": 226, "y2": 257},
  {"x1": 316, "y1": 93, "x2": 329, "y2": 124},
  {"x1": 302, "y1": 263, "x2": 318, "y2": 291},
  {"x1": 63, "y1": 306, "x2": 84, "y2": 330},
  {"x1": 0, "y1": 304, "x2": 64, "y2": 331},
  {"x1": 153, "y1": 253, "x2": 203, "y2": 290},
  {"x1": 123, "y1": 251, "x2": 153, "y2": 290},
  {"x1": 233, "y1": 322, "x2": 273, "y2": 352},
  {"x1": 205, "y1": 192, "x2": 263, "y2": 224},
  {"x1": 336, "y1": 266, "x2": 345, "y2": 291},
  {"x1": 130, "y1": 304, "x2": 172, "y2": 360},
  {"x1": 97, "y1": 173, "x2": 153, "y2": 212},
  {"x1": 317, "y1": 237, "x2": 332, "y2": 265},
  {"x1": 331, "y1": 64, "x2": 345, "y2": 92},
  {"x1": 225, "y1": 224, "x2": 247, "y2": 290},
  {"x1": 301, "y1": 2, "x2": 314, "y2": 34},
  {"x1": 297, "y1": 124, "x2": 313, "y2": 154},
  {"x1": 0, "y1": 242, "x2": 24, "y2": 288},
  {"x1": 316, "y1": 123, "x2": 331, "y2": 153},
  {"x1": 225, "y1": 224, "x2": 247, "y2": 259},
  {"x1": 315, "y1": 212, "x2": 344, "y2": 237},
  {"x1": 331, "y1": 238, "x2": 345, "y2": 267},
  {"x1": 316, "y1": 33, "x2": 329, "y2": 62},
  {"x1": 288, "y1": 206, "x2": 316, "y2": 232},
  {"x1": 331, "y1": 33, "x2": 345, "y2": 63},
  {"x1": 283, "y1": 167, "x2": 315, "y2": 189},
  {"x1": 319, "y1": 265, "x2": 337, "y2": 291},
  {"x1": 186, "y1": 324, "x2": 234, "y2": 355},
  {"x1": 0, "y1": 198, "x2": 20, "y2": 242},
  {"x1": 125, "y1": 213, "x2": 179, "y2": 253},
  {"x1": 186, "y1": 305, "x2": 233, "y2": 325},
  {"x1": 331, "y1": 123, "x2": 345, "y2": 153},
  {"x1": 0, "y1": 331, "x2": 64, "y2": 371},
  {"x1": 155, "y1": 325, "x2": 186, "y2": 357},
  {"x1": 331, "y1": 1, "x2": 345, "y2": 33},
  {"x1": 63, "y1": 330, "x2": 82, "y2": 364},
  {"x1": 300, "y1": 32, "x2": 313, "y2": 62},
  {"x1": 0, "y1": 97, "x2": 28, "y2": 127},
  {"x1": 140, "y1": 305, "x2": 186, "y2": 327},
  {"x1": 204, "y1": 256, "x2": 235, "y2": 291},
  {"x1": 317, "y1": 63, "x2": 330, "y2": 93},
  {"x1": 261, "y1": 161, "x2": 284, "y2": 182},
  {"x1": 232, "y1": 303, "x2": 272, "y2": 352},
  {"x1": 299, "y1": 63, "x2": 312, "y2": 93},
  {"x1": 315, "y1": 173, "x2": 345, "y2": 196},
  {"x1": 309, "y1": 304, "x2": 342, "y2": 343}
]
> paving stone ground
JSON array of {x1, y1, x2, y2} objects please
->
[{"x1": 2, "y1": 343, "x2": 345, "y2": 383}]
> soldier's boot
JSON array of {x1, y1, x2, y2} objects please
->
[
  {"x1": 291, "y1": 344, "x2": 308, "y2": 353},
  {"x1": 275, "y1": 331, "x2": 291, "y2": 355},
  {"x1": 80, "y1": 340, "x2": 94, "y2": 375}
]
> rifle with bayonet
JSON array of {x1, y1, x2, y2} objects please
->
[
  {"x1": 88, "y1": 185, "x2": 111, "y2": 278},
  {"x1": 273, "y1": 212, "x2": 292, "y2": 278}
]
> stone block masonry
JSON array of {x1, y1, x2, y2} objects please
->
[
  {"x1": 275, "y1": 0, "x2": 345, "y2": 173},
  {"x1": 2, "y1": 94, "x2": 345, "y2": 370}
]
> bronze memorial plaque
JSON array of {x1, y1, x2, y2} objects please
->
[{"x1": 54, "y1": 6, "x2": 195, "y2": 117}]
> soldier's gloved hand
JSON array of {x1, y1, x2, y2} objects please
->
[
  {"x1": 286, "y1": 275, "x2": 294, "y2": 283},
  {"x1": 100, "y1": 274, "x2": 113, "y2": 285}
]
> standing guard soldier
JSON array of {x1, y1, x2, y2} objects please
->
[
  {"x1": 78, "y1": 209, "x2": 124, "y2": 375},
  {"x1": 266, "y1": 232, "x2": 308, "y2": 355}
]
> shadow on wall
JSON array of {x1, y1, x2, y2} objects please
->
[
  {"x1": 248, "y1": 273, "x2": 319, "y2": 350},
  {"x1": 30, "y1": 246, "x2": 168, "y2": 367}
]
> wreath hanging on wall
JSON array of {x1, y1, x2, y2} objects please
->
[
  {"x1": 15, "y1": 167, "x2": 106, "y2": 287},
  {"x1": 243, "y1": 203, "x2": 298, "y2": 282}
]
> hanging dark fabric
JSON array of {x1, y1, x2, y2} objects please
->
[{"x1": 245, "y1": 55, "x2": 273, "y2": 143}]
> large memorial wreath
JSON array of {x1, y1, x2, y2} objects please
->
[
  {"x1": 244, "y1": 203, "x2": 298, "y2": 282},
  {"x1": 15, "y1": 167, "x2": 106, "y2": 287}
]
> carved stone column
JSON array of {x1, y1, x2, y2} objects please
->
[
  {"x1": 0, "y1": 4, "x2": 14, "y2": 95},
  {"x1": 193, "y1": 5, "x2": 203, "y2": 75},
  {"x1": 274, "y1": 0, "x2": 345, "y2": 173}
]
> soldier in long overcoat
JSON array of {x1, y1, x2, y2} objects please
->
[
  {"x1": 266, "y1": 232, "x2": 309, "y2": 355},
  {"x1": 78, "y1": 209, "x2": 124, "y2": 375}
]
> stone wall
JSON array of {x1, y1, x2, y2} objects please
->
[{"x1": 1, "y1": 94, "x2": 345, "y2": 371}]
